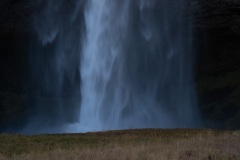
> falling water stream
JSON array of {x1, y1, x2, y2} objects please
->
[
  {"x1": 77, "y1": 0, "x2": 200, "y2": 132},
  {"x1": 26, "y1": 0, "x2": 201, "y2": 133}
]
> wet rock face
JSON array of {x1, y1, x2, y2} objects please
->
[
  {"x1": 194, "y1": 1, "x2": 240, "y2": 128},
  {"x1": 0, "y1": 1, "x2": 30, "y2": 94},
  {"x1": 0, "y1": 1, "x2": 240, "y2": 131}
]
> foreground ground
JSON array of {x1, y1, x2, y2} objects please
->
[{"x1": 0, "y1": 129, "x2": 239, "y2": 160}]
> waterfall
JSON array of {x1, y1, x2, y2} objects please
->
[
  {"x1": 26, "y1": 0, "x2": 200, "y2": 134},
  {"x1": 80, "y1": 1, "x2": 131, "y2": 130},
  {"x1": 77, "y1": 0, "x2": 201, "y2": 132}
]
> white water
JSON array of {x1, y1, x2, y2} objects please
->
[
  {"x1": 26, "y1": 0, "x2": 201, "y2": 134},
  {"x1": 75, "y1": 0, "x2": 201, "y2": 132},
  {"x1": 80, "y1": 1, "x2": 130, "y2": 130}
]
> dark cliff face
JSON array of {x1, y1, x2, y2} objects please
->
[
  {"x1": 0, "y1": 1, "x2": 33, "y2": 131},
  {"x1": 0, "y1": 1, "x2": 30, "y2": 92},
  {"x1": 0, "y1": 1, "x2": 240, "y2": 132},
  {"x1": 193, "y1": 1, "x2": 240, "y2": 128}
]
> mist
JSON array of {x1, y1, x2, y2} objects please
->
[{"x1": 18, "y1": 0, "x2": 201, "y2": 134}]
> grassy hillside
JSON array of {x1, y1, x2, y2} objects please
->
[{"x1": 0, "y1": 129, "x2": 239, "y2": 160}]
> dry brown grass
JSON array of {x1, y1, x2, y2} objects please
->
[{"x1": 0, "y1": 129, "x2": 239, "y2": 160}]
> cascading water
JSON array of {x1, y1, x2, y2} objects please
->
[
  {"x1": 79, "y1": 1, "x2": 131, "y2": 130},
  {"x1": 27, "y1": 0, "x2": 201, "y2": 133},
  {"x1": 77, "y1": 0, "x2": 201, "y2": 132}
]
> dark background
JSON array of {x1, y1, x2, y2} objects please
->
[{"x1": 0, "y1": 0, "x2": 240, "y2": 132}]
